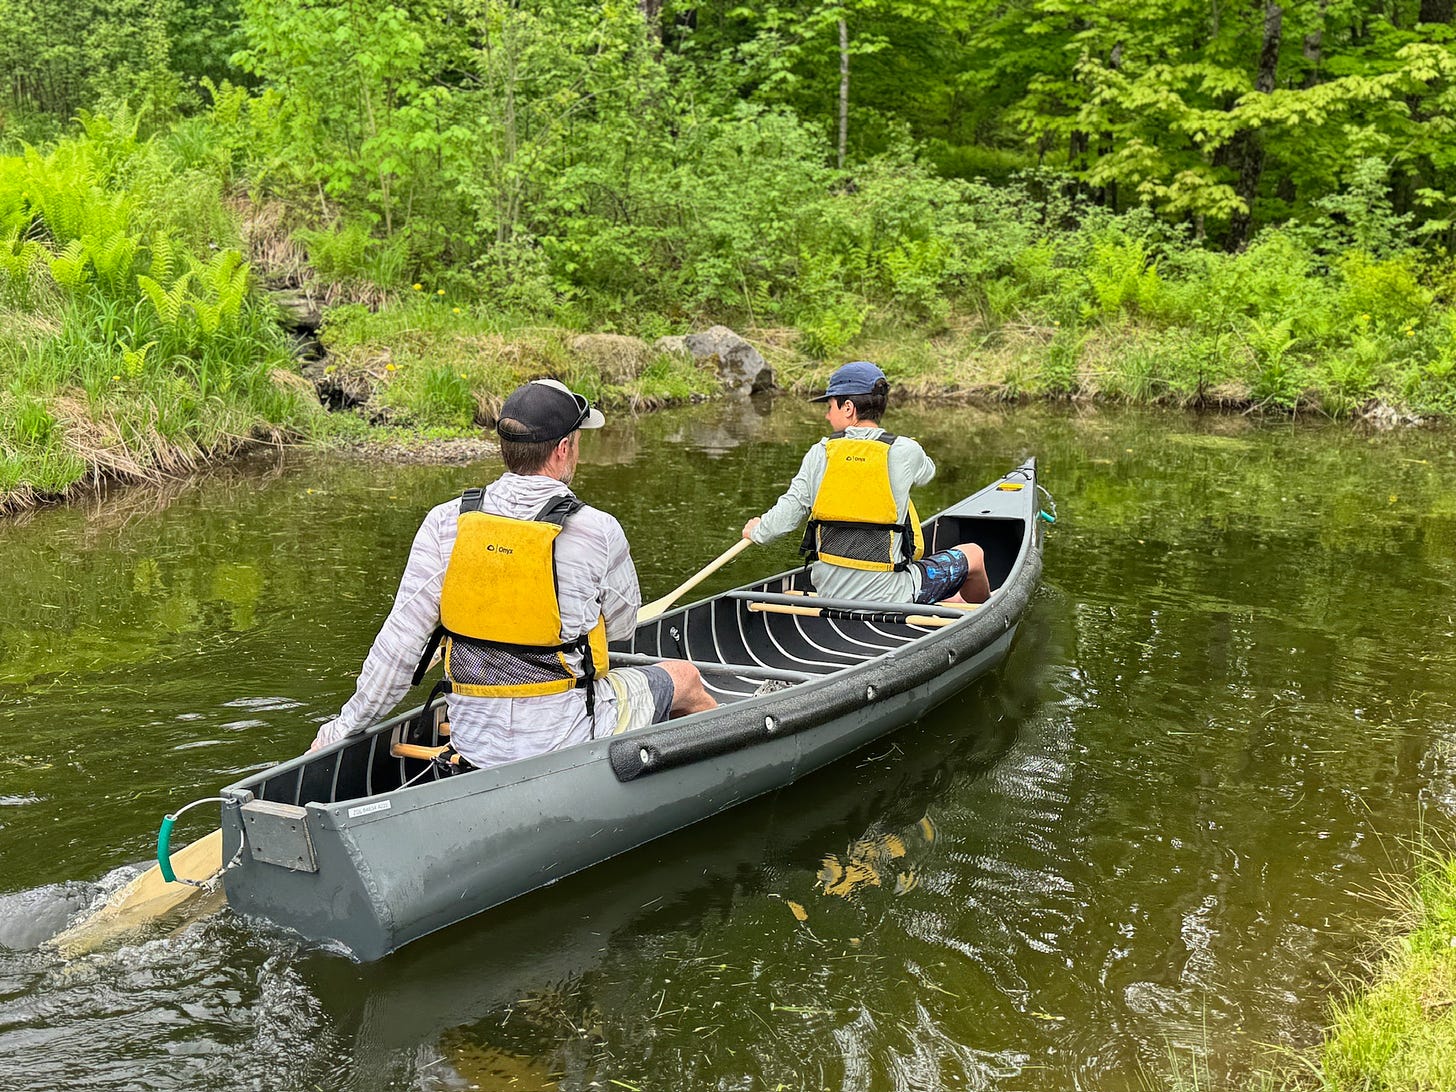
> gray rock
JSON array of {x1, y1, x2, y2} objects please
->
[
  {"x1": 271, "y1": 288, "x2": 322, "y2": 334},
  {"x1": 569, "y1": 333, "x2": 653, "y2": 384},
  {"x1": 682, "y1": 325, "x2": 774, "y2": 395}
]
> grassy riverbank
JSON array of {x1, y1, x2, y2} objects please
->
[
  {"x1": 1312, "y1": 847, "x2": 1456, "y2": 1090},
  {"x1": 0, "y1": 126, "x2": 318, "y2": 515},
  {"x1": 4, "y1": 115, "x2": 1456, "y2": 515},
  {"x1": 1157, "y1": 845, "x2": 1456, "y2": 1092}
]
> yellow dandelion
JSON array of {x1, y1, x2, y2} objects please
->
[
  {"x1": 111, "y1": 374, "x2": 120, "y2": 381},
  {"x1": 436, "y1": 289, "x2": 445, "y2": 296},
  {"x1": 1406, "y1": 329, "x2": 1415, "y2": 337},
  {"x1": 385, "y1": 363, "x2": 397, "y2": 373},
  {"x1": 459, "y1": 373, "x2": 467, "y2": 380},
  {"x1": 452, "y1": 307, "x2": 461, "y2": 314},
  {"x1": 412, "y1": 283, "x2": 423, "y2": 291}
]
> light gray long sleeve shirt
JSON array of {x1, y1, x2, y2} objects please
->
[
  {"x1": 312, "y1": 473, "x2": 641, "y2": 768},
  {"x1": 749, "y1": 426, "x2": 936, "y2": 602}
]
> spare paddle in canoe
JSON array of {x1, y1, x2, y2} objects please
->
[{"x1": 746, "y1": 602, "x2": 969, "y2": 627}]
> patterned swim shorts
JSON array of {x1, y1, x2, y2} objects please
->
[
  {"x1": 912, "y1": 548, "x2": 970, "y2": 605},
  {"x1": 603, "y1": 665, "x2": 675, "y2": 735}
]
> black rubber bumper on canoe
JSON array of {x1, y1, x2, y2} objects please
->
[{"x1": 607, "y1": 545, "x2": 1043, "y2": 782}]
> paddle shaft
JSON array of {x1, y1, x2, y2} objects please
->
[
  {"x1": 638, "y1": 538, "x2": 752, "y2": 622},
  {"x1": 748, "y1": 602, "x2": 958, "y2": 627}
]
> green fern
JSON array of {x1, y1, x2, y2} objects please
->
[
  {"x1": 0, "y1": 232, "x2": 44, "y2": 282},
  {"x1": 120, "y1": 339, "x2": 157, "y2": 380},
  {"x1": 146, "y1": 232, "x2": 177, "y2": 285},
  {"x1": 48, "y1": 239, "x2": 91, "y2": 289},
  {"x1": 137, "y1": 270, "x2": 192, "y2": 328},
  {"x1": 85, "y1": 230, "x2": 139, "y2": 294}
]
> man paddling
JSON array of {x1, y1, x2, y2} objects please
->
[
  {"x1": 740, "y1": 361, "x2": 990, "y2": 605},
  {"x1": 311, "y1": 379, "x2": 715, "y2": 767}
]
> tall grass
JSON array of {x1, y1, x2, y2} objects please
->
[{"x1": 1316, "y1": 839, "x2": 1456, "y2": 1090}]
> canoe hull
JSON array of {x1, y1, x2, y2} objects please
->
[
  {"x1": 222, "y1": 628, "x2": 1015, "y2": 960},
  {"x1": 220, "y1": 460, "x2": 1045, "y2": 960}
]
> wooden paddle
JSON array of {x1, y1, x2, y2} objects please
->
[
  {"x1": 47, "y1": 828, "x2": 226, "y2": 958},
  {"x1": 638, "y1": 538, "x2": 752, "y2": 623}
]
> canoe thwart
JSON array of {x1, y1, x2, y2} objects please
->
[
  {"x1": 725, "y1": 590, "x2": 971, "y2": 619},
  {"x1": 610, "y1": 651, "x2": 817, "y2": 684}
]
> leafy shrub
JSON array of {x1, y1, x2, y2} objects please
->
[
  {"x1": 1336, "y1": 253, "x2": 1431, "y2": 331},
  {"x1": 1039, "y1": 329, "x2": 1082, "y2": 395}
]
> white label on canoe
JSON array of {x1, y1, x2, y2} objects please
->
[{"x1": 347, "y1": 800, "x2": 392, "y2": 819}]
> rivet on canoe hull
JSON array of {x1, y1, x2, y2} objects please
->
[
  {"x1": 764, "y1": 715, "x2": 777, "y2": 733},
  {"x1": 639, "y1": 748, "x2": 652, "y2": 766},
  {"x1": 947, "y1": 649, "x2": 958, "y2": 665},
  {"x1": 866, "y1": 685, "x2": 878, "y2": 701}
]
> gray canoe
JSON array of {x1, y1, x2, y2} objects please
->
[{"x1": 218, "y1": 459, "x2": 1046, "y2": 960}]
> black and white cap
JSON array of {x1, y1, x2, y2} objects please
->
[{"x1": 496, "y1": 379, "x2": 606, "y2": 442}]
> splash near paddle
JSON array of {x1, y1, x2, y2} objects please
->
[{"x1": 47, "y1": 829, "x2": 225, "y2": 958}]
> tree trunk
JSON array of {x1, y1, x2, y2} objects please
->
[
  {"x1": 838, "y1": 18, "x2": 849, "y2": 170},
  {"x1": 1099, "y1": 42, "x2": 1123, "y2": 207},
  {"x1": 1302, "y1": 0, "x2": 1327, "y2": 87},
  {"x1": 1069, "y1": 129, "x2": 1088, "y2": 170},
  {"x1": 1226, "y1": 2, "x2": 1283, "y2": 251},
  {"x1": 1421, "y1": 0, "x2": 1454, "y2": 22},
  {"x1": 639, "y1": 0, "x2": 662, "y2": 47}
]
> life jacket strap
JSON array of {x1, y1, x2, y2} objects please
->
[{"x1": 412, "y1": 625, "x2": 446, "y2": 686}]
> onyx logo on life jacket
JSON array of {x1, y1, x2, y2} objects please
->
[
  {"x1": 802, "y1": 432, "x2": 924, "y2": 573},
  {"x1": 413, "y1": 490, "x2": 609, "y2": 715}
]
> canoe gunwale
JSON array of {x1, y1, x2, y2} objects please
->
[{"x1": 606, "y1": 538, "x2": 1042, "y2": 781}]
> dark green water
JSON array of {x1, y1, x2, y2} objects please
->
[{"x1": 1, "y1": 401, "x2": 1453, "y2": 1091}]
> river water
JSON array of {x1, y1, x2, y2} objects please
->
[{"x1": 0, "y1": 401, "x2": 1453, "y2": 1091}]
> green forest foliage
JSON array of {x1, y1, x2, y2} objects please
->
[{"x1": 2, "y1": 0, "x2": 1456, "y2": 504}]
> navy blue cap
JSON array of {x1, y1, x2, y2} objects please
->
[{"x1": 809, "y1": 360, "x2": 888, "y2": 403}]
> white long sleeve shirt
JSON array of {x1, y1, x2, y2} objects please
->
[
  {"x1": 749, "y1": 426, "x2": 936, "y2": 602},
  {"x1": 312, "y1": 473, "x2": 642, "y2": 768}
]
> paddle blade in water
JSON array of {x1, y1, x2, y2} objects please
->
[{"x1": 46, "y1": 829, "x2": 225, "y2": 958}]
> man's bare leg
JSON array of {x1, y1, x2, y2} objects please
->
[{"x1": 659, "y1": 659, "x2": 718, "y2": 716}]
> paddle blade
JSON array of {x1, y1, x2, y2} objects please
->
[{"x1": 47, "y1": 829, "x2": 226, "y2": 958}]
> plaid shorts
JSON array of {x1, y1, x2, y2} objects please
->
[{"x1": 912, "y1": 548, "x2": 970, "y2": 604}]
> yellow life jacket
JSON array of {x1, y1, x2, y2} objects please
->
[
  {"x1": 413, "y1": 491, "x2": 609, "y2": 711},
  {"x1": 801, "y1": 432, "x2": 925, "y2": 572}
]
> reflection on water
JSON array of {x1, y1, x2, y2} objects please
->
[{"x1": 0, "y1": 401, "x2": 1453, "y2": 1090}]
